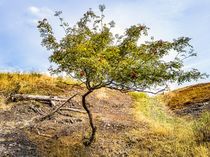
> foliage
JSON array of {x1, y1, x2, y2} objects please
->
[{"x1": 37, "y1": 5, "x2": 206, "y2": 93}]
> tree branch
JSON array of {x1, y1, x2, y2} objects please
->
[
  {"x1": 39, "y1": 93, "x2": 77, "y2": 121},
  {"x1": 107, "y1": 84, "x2": 167, "y2": 94}
]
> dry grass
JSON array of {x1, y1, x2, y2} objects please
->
[
  {"x1": 162, "y1": 83, "x2": 210, "y2": 109},
  {"x1": 127, "y1": 92, "x2": 210, "y2": 157},
  {"x1": 0, "y1": 96, "x2": 11, "y2": 110},
  {"x1": 0, "y1": 72, "x2": 80, "y2": 96},
  {"x1": 0, "y1": 73, "x2": 209, "y2": 156},
  {"x1": 27, "y1": 91, "x2": 210, "y2": 156}
]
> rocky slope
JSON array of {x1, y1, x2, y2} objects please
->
[{"x1": 163, "y1": 82, "x2": 210, "y2": 116}]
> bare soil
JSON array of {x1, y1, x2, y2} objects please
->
[
  {"x1": 0, "y1": 103, "x2": 41, "y2": 157},
  {"x1": 0, "y1": 88, "x2": 135, "y2": 157}
]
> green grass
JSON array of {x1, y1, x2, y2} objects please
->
[{"x1": 127, "y1": 92, "x2": 210, "y2": 157}]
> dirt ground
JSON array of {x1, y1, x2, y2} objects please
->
[
  {"x1": 0, "y1": 88, "x2": 135, "y2": 157},
  {"x1": 0, "y1": 102, "x2": 41, "y2": 157},
  {"x1": 1, "y1": 86, "x2": 209, "y2": 156}
]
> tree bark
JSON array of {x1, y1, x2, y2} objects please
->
[
  {"x1": 10, "y1": 94, "x2": 68, "y2": 106},
  {"x1": 82, "y1": 90, "x2": 97, "y2": 146}
]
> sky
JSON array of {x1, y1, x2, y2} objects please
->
[{"x1": 0, "y1": 0, "x2": 210, "y2": 87}]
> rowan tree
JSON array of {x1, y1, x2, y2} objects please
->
[{"x1": 37, "y1": 5, "x2": 206, "y2": 146}]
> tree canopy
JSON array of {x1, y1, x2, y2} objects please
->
[
  {"x1": 37, "y1": 5, "x2": 207, "y2": 145},
  {"x1": 38, "y1": 5, "x2": 206, "y2": 93}
]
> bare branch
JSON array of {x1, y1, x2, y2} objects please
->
[
  {"x1": 107, "y1": 84, "x2": 167, "y2": 94},
  {"x1": 39, "y1": 93, "x2": 77, "y2": 121},
  {"x1": 60, "y1": 108, "x2": 86, "y2": 114}
]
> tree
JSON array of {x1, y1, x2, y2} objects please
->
[{"x1": 37, "y1": 5, "x2": 207, "y2": 146}]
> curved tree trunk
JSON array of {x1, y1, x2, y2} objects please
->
[{"x1": 82, "y1": 90, "x2": 97, "y2": 146}]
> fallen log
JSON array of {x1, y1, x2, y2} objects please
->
[
  {"x1": 11, "y1": 94, "x2": 68, "y2": 102},
  {"x1": 60, "y1": 108, "x2": 86, "y2": 114},
  {"x1": 10, "y1": 94, "x2": 71, "y2": 107}
]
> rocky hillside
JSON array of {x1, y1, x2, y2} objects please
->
[
  {"x1": 163, "y1": 83, "x2": 210, "y2": 116},
  {"x1": 0, "y1": 73, "x2": 209, "y2": 157}
]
